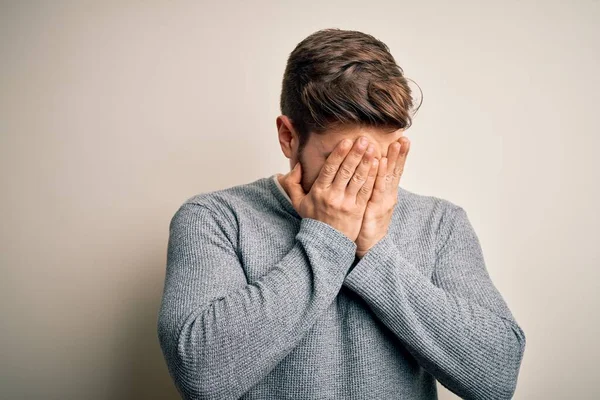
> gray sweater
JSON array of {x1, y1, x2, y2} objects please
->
[{"x1": 157, "y1": 174, "x2": 526, "y2": 400}]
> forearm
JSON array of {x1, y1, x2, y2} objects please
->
[
  {"x1": 158, "y1": 217, "x2": 357, "y2": 400},
  {"x1": 343, "y1": 234, "x2": 526, "y2": 400}
]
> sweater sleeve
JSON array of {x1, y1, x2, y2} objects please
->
[
  {"x1": 342, "y1": 205, "x2": 526, "y2": 400},
  {"x1": 157, "y1": 203, "x2": 357, "y2": 400}
]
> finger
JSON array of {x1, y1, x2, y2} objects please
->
[
  {"x1": 370, "y1": 156, "x2": 388, "y2": 204},
  {"x1": 356, "y1": 156, "x2": 379, "y2": 206},
  {"x1": 385, "y1": 140, "x2": 402, "y2": 192},
  {"x1": 312, "y1": 138, "x2": 353, "y2": 190},
  {"x1": 331, "y1": 136, "x2": 369, "y2": 191},
  {"x1": 392, "y1": 137, "x2": 410, "y2": 188},
  {"x1": 346, "y1": 143, "x2": 375, "y2": 198}
]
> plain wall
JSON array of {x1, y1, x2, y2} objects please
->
[{"x1": 1, "y1": 1, "x2": 598, "y2": 399}]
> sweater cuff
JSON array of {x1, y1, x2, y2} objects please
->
[
  {"x1": 297, "y1": 218, "x2": 357, "y2": 267},
  {"x1": 344, "y1": 234, "x2": 409, "y2": 287}
]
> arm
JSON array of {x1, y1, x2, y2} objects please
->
[
  {"x1": 157, "y1": 203, "x2": 357, "y2": 400},
  {"x1": 342, "y1": 205, "x2": 526, "y2": 400}
]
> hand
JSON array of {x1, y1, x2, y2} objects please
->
[
  {"x1": 279, "y1": 136, "x2": 379, "y2": 242},
  {"x1": 355, "y1": 136, "x2": 411, "y2": 259}
]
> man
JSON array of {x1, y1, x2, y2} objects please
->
[{"x1": 157, "y1": 28, "x2": 526, "y2": 400}]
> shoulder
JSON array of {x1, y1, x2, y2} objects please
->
[
  {"x1": 396, "y1": 186, "x2": 463, "y2": 220},
  {"x1": 184, "y1": 176, "x2": 270, "y2": 208},
  {"x1": 170, "y1": 176, "x2": 273, "y2": 232},
  {"x1": 395, "y1": 186, "x2": 468, "y2": 251}
]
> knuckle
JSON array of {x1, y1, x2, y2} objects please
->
[
  {"x1": 358, "y1": 185, "x2": 371, "y2": 196},
  {"x1": 339, "y1": 165, "x2": 354, "y2": 179},
  {"x1": 351, "y1": 172, "x2": 366, "y2": 184},
  {"x1": 322, "y1": 191, "x2": 340, "y2": 206},
  {"x1": 322, "y1": 163, "x2": 338, "y2": 175},
  {"x1": 311, "y1": 186, "x2": 323, "y2": 198},
  {"x1": 352, "y1": 149, "x2": 365, "y2": 160},
  {"x1": 321, "y1": 196, "x2": 334, "y2": 210},
  {"x1": 339, "y1": 202, "x2": 353, "y2": 213}
]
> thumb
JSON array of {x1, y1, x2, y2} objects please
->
[{"x1": 286, "y1": 162, "x2": 306, "y2": 206}]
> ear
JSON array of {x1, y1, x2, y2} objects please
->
[{"x1": 276, "y1": 115, "x2": 297, "y2": 159}]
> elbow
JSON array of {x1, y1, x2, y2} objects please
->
[
  {"x1": 157, "y1": 313, "x2": 236, "y2": 400},
  {"x1": 157, "y1": 317, "x2": 204, "y2": 399},
  {"x1": 451, "y1": 320, "x2": 526, "y2": 400},
  {"x1": 500, "y1": 321, "x2": 526, "y2": 399},
  {"x1": 479, "y1": 321, "x2": 527, "y2": 400}
]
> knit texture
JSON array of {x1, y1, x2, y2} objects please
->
[{"x1": 157, "y1": 174, "x2": 526, "y2": 400}]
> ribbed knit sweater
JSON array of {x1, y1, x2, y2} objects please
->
[{"x1": 157, "y1": 173, "x2": 526, "y2": 400}]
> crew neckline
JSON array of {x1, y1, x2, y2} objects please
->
[{"x1": 267, "y1": 173, "x2": 300, "y2": 219}]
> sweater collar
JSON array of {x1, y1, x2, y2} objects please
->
[{"x1": 268, "y1": 173, "x2": 300, "y2": 219}]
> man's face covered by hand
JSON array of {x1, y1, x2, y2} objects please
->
[{"x1": 295, "y1": 124, "x2": 405, "y2": 194}]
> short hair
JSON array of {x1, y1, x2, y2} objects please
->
[{"x1": 280, "y1": 28, "x2": 422, "y2": 153}]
